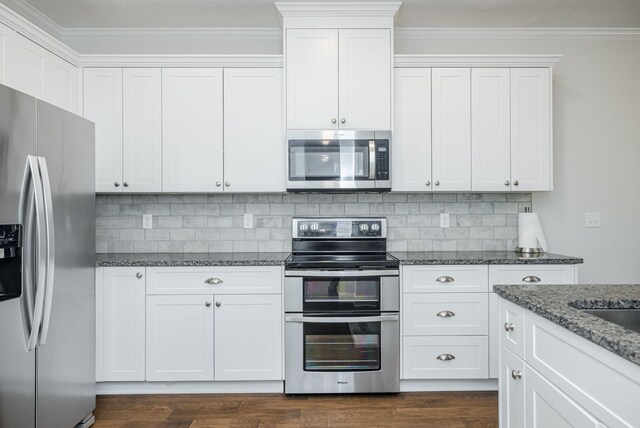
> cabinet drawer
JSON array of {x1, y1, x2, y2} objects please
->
[
  {"x1": 403, "y1": 293, "x2": 488, "y2": 336},
  {"x1": 403, "y1": 265, "x2": 489, "y2": 293},
  {"x1": 489, "y1": 265, "x2": 575, "y2": 288},
  {"x1": 403, "y1": 336, "x2": 488, "y2": 379},
  {"x1": 146, "y1": 266, "x2": 282, "y2": 295},
  {"x1": 500, "y1": 299, "x2": 525, "y2": 359}
]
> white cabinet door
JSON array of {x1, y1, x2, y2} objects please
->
[
  {"x1": 500, "y1": 347, "x2": 525, "y2": 428},
  {"x1": 162, "y1": 68, "x2": 223, "y2": 192},
  {"x1": 286, "y1": 29, "x2": 339, "y2": 130},
  {"x1": 83, "y1": 68, "x2": 123, "y2": 193},
  {"x1": 432, "y1": 68, "x2": 471, "y2": 191},
  {"x1": 403, "y1": 336, "x2": 488, "y2": 379},
  {"x1": 48, "y1": 55, "x2": 77, "y2": 113},
  {"x1": 123, "y1": 68, "x2": 162, "y2": 193},
  {"x1": 13, "y1": 33, "x2": 49, "y2": 100},
  {"x1": 338, "y1": 29, "x2": 391, "y2": 130},
  {"x1": 0, "y1": 22, "x2": 14, "y2": 87},
  {"x1": 99, "y1": 268, "x2": 146, "y2": 382},
  {"x1": 489, "y1": 292, "x2": 500, "y2": 378},
  {"x1": 214, "y1": 294, "x2": 282, "y2": 381},
  {"x1": 525, "y1": 365, "x2": 603, "y2": 428},
  {"x1": 393, "y1": 68, "x2": 432, "y2": 192},
  {"x1": 472, "y1": 68, "x2": 510, "y2": 191},
  {"x1": 511, "y1": 68, "x2": 552, "y2": 191},
  {"x1": 146, "y1": 294, "x2": 214, "y2": 381},
  {"x1": 223, "y1": 68, "x2": 284, "y2": 192},
  {"x1": 403, "y1": 293, "x2": 488, "y2": 336}
]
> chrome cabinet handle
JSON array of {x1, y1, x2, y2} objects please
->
[
  {"x1": 340, "y1": 118, "x2": 346, "y2": 124},
  {"x1": 511, "y1": 370, "x2": 522, "y2": 380},
  {"x1": 426, "y1": 181, "x2": 431, "y2": 186},
  {"x1": 434, "y1": 180, "x2": 440, "y2": 186},
  {"x1": 225, "y1": 181, "x2": 230, "y2": 187},
  {"x1": 205, "y1": 277, "x2": 223, "y2": 285},
  {"x1": 216, "y1": 181, "x2": 221, "y2": 187},
  {"x1": 504, "y1": 180, "x2": 510, "y2": 186},
  {"x1": 114, "y1": 182, "x2": 120, "y2": 187},
  {"x1": 436, "y1": 275, "x2": 455, "y2": 283},
  {"x1": 205, "y1": 301, "x2": 212, "y2": 307},
  {"x1": 215, "y1": 301, "x2": 222, "y2": 307},
  {"x1": 436, "y1": 354, "x2": 455, "y2": 361},
  {"x1": 123, "y1": 182, "x2": 129, "y2": 187},
  {"x1": 513, "y1": 180, "x2": 519, "y2": 186},
  {"x1": 522, "y1": 275, "x2": 541, "y2": 283},
  {"x1": 331, "y1": 118, "x2": 337, "y2": 124},
  {"x1": 436, "y1": 310, "x2": 455, "y2": 318},
  {"x1": 136, "y1": 272, "x2": 143, "y2": 279},
  {"x1": 504, "y1": 322, "x2": 515, "y2": 332}
]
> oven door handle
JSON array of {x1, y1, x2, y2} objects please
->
[
  {"x1": 285, "y1": 269, "x2": 399, "y2": 277},
  {"x1": 285, "y1": 314, "x2": 399, "y2": 324}
]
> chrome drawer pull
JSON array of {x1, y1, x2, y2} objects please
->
[
  {"x1": 436, "y1": 310, "x2": 455, "y2": 318},
  {"x1": 436, "y1": 353, "x2": 455, "y2": 361},
  {"x1": 511, "y1": 370, "x2": 522, "y2": 380},
  {"x1": 522, "y1": 275, "x2": 541, "y2": 283},
  {"x1": 436, "y1": 276, "x2": 455, "y2": 283},
  {"x1": 504, "y1": 322, "x2": 515, "y2": 332},
  {"x1": 204, "y1": 277, "x2": 223, "y2": 285}
]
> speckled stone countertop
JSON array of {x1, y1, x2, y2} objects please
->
[
  {"x1": 96, "y1": 252, "x2": 288, "y2": 267},
  {"x1": 392, "y1": 251, "x2": 582, "y2": 265},
  {"x1": 494, "y1": 284, "x2": 640, "y2": 366}
]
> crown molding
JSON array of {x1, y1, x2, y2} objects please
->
[
  {"x1": 0, "y1": 0, "x2": 63, "y2": 38},
  {"x1": 275, "y1": 2, "x2": 401, "y2": 17},
  {"x1": 63, "y1": 27, "x2": 283, "y2": 42},
  {"x1": 77, "y1": 54, "x2": 283, "y2": 68},
  {"x1": 394, "y1": 54, "x2": 563, "y2": 68},
  {"x1": 395, "y1": 27, "x2": 640, "y2": 40}
]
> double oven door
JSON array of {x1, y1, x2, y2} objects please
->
[{"x1": 284, "y1": 269, "x2": 399, "y2": 394}]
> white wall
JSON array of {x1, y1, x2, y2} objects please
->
[{"x1": 397, "y1": 38, "x2": 640, "y2": 283}]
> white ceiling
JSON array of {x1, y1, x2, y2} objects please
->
[{"x1": 8, "y1": 0, "x2": 640, "y2": 28}]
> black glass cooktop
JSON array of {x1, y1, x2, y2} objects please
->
[{"x1": 285, "y1": 252, "x2": 399, "y2": 270}]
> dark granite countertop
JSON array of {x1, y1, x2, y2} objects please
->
[
  {"x1": 96, "y1": 252, "x2": 288, "y2": 267},
  {"x1": 494, "y1": 284, "x2": 640, "y2": 366},
  {"x1": 392, "y1": 251, "x2": 582, "y2": 265},
  {"x1": 97, "y1": 251, "x2": 582, "y2": 267}
]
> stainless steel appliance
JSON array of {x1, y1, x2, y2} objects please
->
[
  {"x1": 0, "y1": 84, "x2": 96, "y2": 428},
  {"x1": 286, "y1": 130, "x2": 391, "y2": 192},
  {"x1": 284, "y1": 217, "x2": 400, "y2": 394}
]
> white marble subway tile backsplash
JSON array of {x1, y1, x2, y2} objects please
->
[{"x1": 95, "y1": 193, "x2": 531, "y2": 253}]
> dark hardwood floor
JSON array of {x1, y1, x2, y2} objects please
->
[{"x1": 93, "y1": 391, "x2": 498, "y2": 427}]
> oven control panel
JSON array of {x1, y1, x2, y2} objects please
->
[{"x1": 293, "y1": 218, "x2": 387, "y2": 239}]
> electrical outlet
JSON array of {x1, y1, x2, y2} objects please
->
[
  {"x1": 440, "y1": 213, "x2": 450, "y2": 228},
  {"x1": 142, "y1": 214, "x2": 153, "y2": 229},
  {"x1": 585, "y1": 212, "x2": 601, "y2": 228},
  {"x1": 244, "y1": 213, "x2": 253, "y2": 229}
]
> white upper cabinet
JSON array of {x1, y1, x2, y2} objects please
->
[
  {"x1": 162, "y1": 68, "x2": 224, "y2": 193},
  {"x1": 223, "y1": 68, "x2": 284, "y2": 192},
  {"x1": 0, "y1": 22, "x2": 14, "y2": 87},
  {"x1": 432, "y1": 68, "x2": 471, "y2": 191},
  {"x1": 123, "y1": 68, "x2": 162, "y2": 192},
  {"x1": 48, "y1": 55, "x2": 77, "y2": 113},
  {"x1": 13, "y1": 32, "x2": 49, "y2": 100},
  {"x1": 83, "y1": 68, "x2": 123, "y2": 193},
  {"x1": 393, "y1": 68, "x2": 432, "y2": 192},
  {"x1": 471, "y1": 68, "x2": 511, "y2": 191},
  {"x1": 511, "y1": 68, "x2": 552, "y2": 191},
  {"x1": 338, "y1": 29, "x2": 391, "y2": 130},
  {"x1": 286, "y1": 29, "x2": 339, "y2": 130},
  {"x1": 286, "y1": 28, "x2": 391, "y2": 130}
]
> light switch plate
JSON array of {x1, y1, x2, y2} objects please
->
[
  {"x1": 244, "y1": 213, "x2": 253, "y2": 229},
  {"x1": 585, "y1": 212, "x2": 600, "y2": 228},
  {"x1": 143, "y1": 214, "x2": 153, "y2": 229},
  {"x1": 440, "y1": 213, "x2": 450, "y2": 228}
]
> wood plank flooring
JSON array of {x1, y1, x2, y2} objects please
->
[{"x1": 93, "y1": 391, "x2": 498, "y2": 427}]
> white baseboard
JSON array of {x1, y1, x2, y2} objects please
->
[
  {"x1": 400, "y1": 378, "x2": 498, "y2": 392},
  {"x1": 96, "y1": 380, "x2": 284, "y2": 395}
]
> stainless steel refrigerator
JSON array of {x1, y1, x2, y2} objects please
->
[{"x1": 0, "y1": 84, "x2": 96, "y2": 427}]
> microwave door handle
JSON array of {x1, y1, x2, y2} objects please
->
[
  {"x1": 369, "y1": 141, "x2": 376, "y2": 179},
  {"x1": 285, "y1": 314, "x2": 399, "y2": 324}
]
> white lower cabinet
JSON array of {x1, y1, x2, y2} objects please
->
[
  {"x1": 96, "y1": 267, "x2": 146, "y2": 382},
  {"x1": 403, "y1": 336, "x2": 488, "y2": 379},
  {"x1": 500, "y1": 347, "x2": 525, "y2": 427}
]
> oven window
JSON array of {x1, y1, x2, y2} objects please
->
[
  {"x1": 304, "y1": 321, "x2": 381, "y2": 371},
  {"x1": 288, "y1": 140, "x2": 370, "y2": 181},
  {"x1": 303, "y1": 277, "x2": 380, "y2": 311}
]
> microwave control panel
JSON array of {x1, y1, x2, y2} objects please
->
[{"x1": 375, "y1": 141, "x2": 390, "y2": 180}]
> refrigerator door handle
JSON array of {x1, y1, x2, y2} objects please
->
[
  {"x1": 20, "y1": 156, "x2": 48, "y2": 351},
  {"x1": 37, "y1": 157, "x2": 55, "y2": 345}
]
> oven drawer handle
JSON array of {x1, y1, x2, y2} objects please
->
[
  {"x1": 285, "y1": 270, "x2": 399, "y2": 278},
  {"x1": 285, "y1": 314, "x2": 399, "y2": 324}
]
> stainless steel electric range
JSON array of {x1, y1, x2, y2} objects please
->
[{"x1": 284, "y1": 217, "x2": 400, "y2": 394}]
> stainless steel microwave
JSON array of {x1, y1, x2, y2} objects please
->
[{"x1": 286, "y1": 130, "x2": 391, "y2": 192}]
